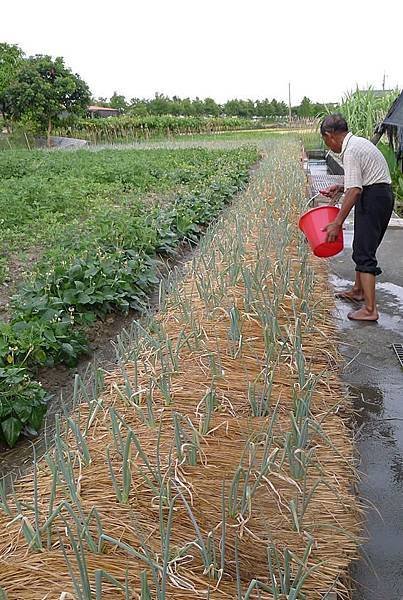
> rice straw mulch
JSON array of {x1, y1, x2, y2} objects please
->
[{"x1": 0, "y1": 140, "x2": 361, "y2": 599}]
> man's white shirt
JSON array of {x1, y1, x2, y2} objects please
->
[{"x1": 340, "y1": 132, "x2": 391, "y2": 190}]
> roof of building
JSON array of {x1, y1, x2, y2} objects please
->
[{"x1": 88, "y1": 105, "x2": 119, "y2": 112}]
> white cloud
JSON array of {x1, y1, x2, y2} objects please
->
[{"x1": 2, "y1": 0, "x2": 402, "y2": 104}]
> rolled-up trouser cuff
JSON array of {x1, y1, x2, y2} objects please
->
[{"x1": 355, "y1": 265, "x2": 382, "y2": 276}]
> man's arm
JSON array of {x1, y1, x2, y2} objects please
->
[
  {"x1": 324, "y1": 187, "x2": 361, "y2": 242},
  {"x1": 320, "y1": 184, "x2": 343, "y2": 199}
]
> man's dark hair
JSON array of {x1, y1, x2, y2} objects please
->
[{"x1": 320, "y1": 113, "x2": 349, "y2": 135}]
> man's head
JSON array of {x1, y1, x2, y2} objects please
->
[{"x1": 320, "y1": 114, "x2": 349, "y2": 153}]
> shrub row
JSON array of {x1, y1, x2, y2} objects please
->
[{"x1": 56, "y1": 115, "x2": 273, "y2": 143}]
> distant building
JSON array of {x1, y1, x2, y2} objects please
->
[{"x1": 88, "y1": 106, "x2": 120, "y2": 118}]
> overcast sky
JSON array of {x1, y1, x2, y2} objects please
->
[{"x1": 2, "y1": 0, "x2": 402, "y2": 105}]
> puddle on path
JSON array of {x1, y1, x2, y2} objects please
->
[
  {"x1": 349, "y1": 383, "x2": 384, "y2": 426},
  {"x1": 330, "y1": 266, "x2": 403, "y2": 600},
  {"x1": 329, "y1": 274, "x2": 403, "y2": 333},
  {"x1": 349, "y1": 380, "x2": 403, "y2": 600},
  {"x1": 378, "y1": 282, "x2": 403, "y2": 307}
]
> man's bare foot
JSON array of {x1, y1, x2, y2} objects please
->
[
  {"x1": 335, "y1": 289, "x2": 364, "y2": 302},
  {"x1": 347, "y1": 307, "x2": 379, "y2": 321}
]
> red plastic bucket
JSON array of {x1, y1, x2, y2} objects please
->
[{"x1": 298, "y1": 205, "x2": 344, "y2": 258}]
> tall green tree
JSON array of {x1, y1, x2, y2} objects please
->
[
  {"x1": 148, "y1": 92, "x2": 171, "y2": 115},
  {"x1": 180, "y1": 98, "x2": 197, "y2": 116},
  {"x1": 297, "y1": 96, "x2": 314, "y2": 117},
  {"x1": 295, "y1": 96, "x2": 325, "y2": 118},
  {"x1": 224, "y1": 99, "x2": 243, "y2": 117},
  {"x1": 203, "y1": 97, "x2": 221, "y2": 117},
  {"x1": 256, "y1": 99, "x2": 272, "y2": 118},
  {"x1": 109, "y1": 91, "x2": 127, "y2": 111},
  {"x1": 6, "y1": 55, "x2": 91, "y2": 145},
  {"x1": 0, "y1": 42, "x2": 24, "y2": 130},
  {"x1": 93, "y1": 96, "x2": 110, "y2": 107},
  {"x1": 128, "y1": 97, "x2": 149, "y2": 116}
]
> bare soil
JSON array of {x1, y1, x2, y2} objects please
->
[{"x1": 0, "y1": 248, "x2": 43, "y2": 320}]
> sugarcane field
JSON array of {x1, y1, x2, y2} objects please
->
[{"x1": 1, "y1": 4, "x2": 403, "y2": 599}]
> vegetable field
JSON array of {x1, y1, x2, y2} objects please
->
[
  {"x1": 0, "y1": 147, "x2": 257, "y2": 284},
  {"x1": 0, "y1": 140, "x2": 359, "y2": 598},
  {"x1": 0, "y1": 146, "x2": 258, "y2": 447}
]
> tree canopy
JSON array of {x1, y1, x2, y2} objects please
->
[
  {"x1": 1, "y1": 41, "x2": 327, "y2": 139},
  {"x1": 1, "y1": 46, "x2": 91, "y2": 144},
  {"x1": 5, "y1": 55, "x2": 90, "y2": 144},
  {"x1": 109, "y1": 91, "x2": 127, "y2": 110},
  {"x1": 294, "y1": 96, "x2": 326, "y2": 118},
  {"x1": 0, "y1": 43, "x2": 24, "y2": 127},
  {"x1": 95, "y1": 93, "x2": 322, "y2": 119}
]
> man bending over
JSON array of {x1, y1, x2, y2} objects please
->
[{"x1": 320, "y1": 113, "x2": 394, "y2": 322}]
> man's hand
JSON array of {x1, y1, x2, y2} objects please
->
[
  {"x1": 323, "y1": 220, "x2": 342, "y2": 242},
  {"x1": 319, "y1": 184, "x2": 343, "y2": 199}
]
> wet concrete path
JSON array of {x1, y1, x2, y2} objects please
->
[{"x1": 331, "y1": 224, "x2": 403, "y2": 600}]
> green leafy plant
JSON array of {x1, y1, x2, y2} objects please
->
[
  {"x1": 335, "y1": 87, "x2": 399, "y2": 139},
  {"x1": 379, "y1": 142, "x2": 403, "y2": 205},
  {"x1": 0, "y1": 147, "x2": 258, "y2": 447},
  {"x1": 0, "y1": 318, "x2": 87, "y2": 369},
  {"x1": 0, "y1": 367, "x2": 47, "y2": 447}
]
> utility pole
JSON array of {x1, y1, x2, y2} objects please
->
[
  {"x1": 288, "y1": 82, "x2": 292, "y2": 125},
  {"x1": 382, "y1": 72, "x2": 386, "y2": 91}
]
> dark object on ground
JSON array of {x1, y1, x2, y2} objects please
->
[{"x1": 373, "y1": 90, "x2": 403, "y2": 165}]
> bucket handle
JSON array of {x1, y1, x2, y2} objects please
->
[
  {"x1": 304, "y1": 192, "x2": 341, "y2": 209},
  {"x1": 304, "y1": 192, "x2": 320, "y2": 208}
]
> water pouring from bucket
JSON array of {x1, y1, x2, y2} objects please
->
[{"x1": 298, "y1": 204, "x2": 344, "y2": 258}]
